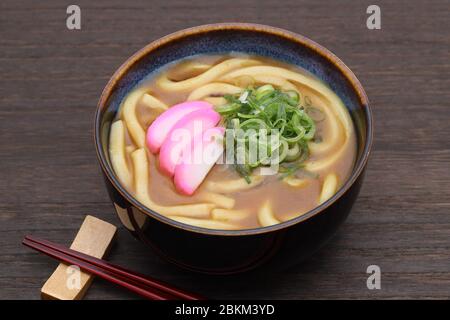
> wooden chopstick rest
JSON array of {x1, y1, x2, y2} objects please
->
[{"x1": 41, "y1": 215, "x2": 117, "y2": 300}]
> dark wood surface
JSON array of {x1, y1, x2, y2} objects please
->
[{"x1": 1, "y1": 0, "x2": 449, "y2": 299}]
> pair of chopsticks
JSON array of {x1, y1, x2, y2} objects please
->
[{"x1": 23, "y1": 235, "x2": 203, "y2": 300}]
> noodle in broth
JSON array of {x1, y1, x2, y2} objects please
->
[{"x1": 109, "y1": 54, "x2": 356, "y2": 230}]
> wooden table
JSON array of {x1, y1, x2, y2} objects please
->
[{"x1": 1, "y1": 0, "x2": 449, "y2": 299}]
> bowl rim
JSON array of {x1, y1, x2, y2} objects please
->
[{"x1": 94, "y1": 22, "x2": 373, "y2": 236}]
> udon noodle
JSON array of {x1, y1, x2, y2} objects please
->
[{"x1": 109, "y1": 54, "x2": 356, "y2": 230}]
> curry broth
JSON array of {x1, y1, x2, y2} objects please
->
[{"x1": 111, "y1": 54, "x2": 356, "y2": 229}]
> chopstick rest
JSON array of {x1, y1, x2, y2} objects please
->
[{"x1": 41, "y1": 215, "x2": 117, "y2": 300}]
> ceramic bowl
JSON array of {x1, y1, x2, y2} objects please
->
[{"x1": 94, "y1": 23, "x2": 372, "y2": 274}]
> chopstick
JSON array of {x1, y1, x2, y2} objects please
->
[{"x1": 23, "y1": 235, "x2": 204, "y2": 300}]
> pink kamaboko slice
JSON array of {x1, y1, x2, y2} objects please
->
[
  {"x1": 158, "y1": 108, "x2": 221, "y2": 177},
  {"x1": 174, "y1": 127, "x2": 225, "y2": 196},
  {"x1": 146, "y1": 100, "x2": 213, "y2": 154}
]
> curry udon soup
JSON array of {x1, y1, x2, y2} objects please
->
[{"x1": 109, "y1": 54, "x2": 356, "y2": 230}]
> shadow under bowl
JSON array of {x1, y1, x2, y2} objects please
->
[{"x1": 95, "y1": 23, "x2": 372, "y2": 275}]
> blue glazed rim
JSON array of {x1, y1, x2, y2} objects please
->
[{"x1": 95, "y1": 23, "x2": 373, "y2": 236}]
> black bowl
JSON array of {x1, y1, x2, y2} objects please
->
[{"x1": 95, "y1": 23, "x2": 372, "y2": 274}]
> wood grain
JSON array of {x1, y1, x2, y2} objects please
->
[
  {"x1": 0, "y1": 0, "x2": 449, "y2": 299},
  {"x1": 41, "y1": 215, "x2": 117, "y2": 300}
]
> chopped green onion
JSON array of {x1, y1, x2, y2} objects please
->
[
  {"x1": 285, "y1": 90, "x2": 300, "y2": 106},
  {"x1": 216, "y1": 85, "x2": 317, "y2": 182},
  {"x1": 285, "y1": 143, "x2": 301, "y2": 162},
  {"x1": 234, "y1": 163, "x2": 252, "y2": 183},
  {"x1": 215, "y1": 103, "x2": 241, "y2": 114},
  {"x1": 255, "y1": 84, "x2": 275, "y2": 100}
]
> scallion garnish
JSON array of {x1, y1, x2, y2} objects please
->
[{"x1": 216, "y1": 85, "x2": 319, "y2": 182}]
